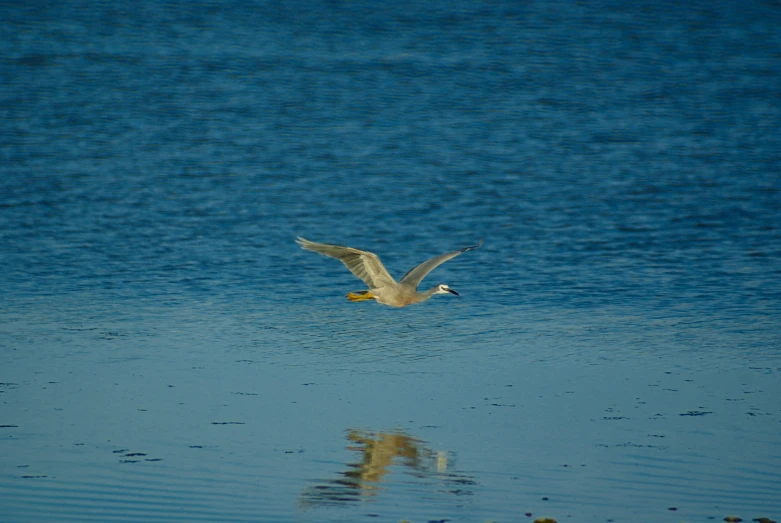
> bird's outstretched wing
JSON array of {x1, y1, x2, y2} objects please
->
[
  {"x1": 297, "y1": 237, "x2": 397, "y2": 289},
  {"x1": 399, "y1": 239, "x2": 483, "y2": 288}
]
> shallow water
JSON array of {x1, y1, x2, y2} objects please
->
[{"x1": 2, "y1": 1, "x2": 781, "y2": 522}]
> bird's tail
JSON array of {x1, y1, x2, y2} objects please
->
[{"x1": 346, "y1": 291, "x2": 375, "y2": 302}]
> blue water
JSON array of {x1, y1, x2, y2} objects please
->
[{"x1": 2, "y1": 1, "x2": 781, "y2": 522}]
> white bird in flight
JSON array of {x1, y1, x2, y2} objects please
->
[{"x1": 296, "y1": 237, "x2": 482, "y2": 307}]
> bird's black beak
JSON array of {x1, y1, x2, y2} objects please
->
[{"x1": 448, "y1": 288, "x2": 459, "y2": 295}]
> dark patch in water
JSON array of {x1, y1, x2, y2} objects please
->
[{"x1": 114, "y1": 448, "x2": 160, "y2": 463}]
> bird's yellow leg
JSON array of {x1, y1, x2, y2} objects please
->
[{"x1": 346, "y1": 291, "x2": 375, "y2": 302}]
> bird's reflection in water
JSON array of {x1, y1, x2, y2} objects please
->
[{"x1": 300, "y1": 429, "x2": 477, "y2": 508}]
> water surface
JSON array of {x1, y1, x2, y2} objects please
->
[{"x1": 2, "y1": 1, "x2": 780, "y2": 522}]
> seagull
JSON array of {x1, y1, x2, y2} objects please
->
[{"x1": 296, "y1": 237, "x2": 482, "y2": 307}]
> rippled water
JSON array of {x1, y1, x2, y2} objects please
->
[{"x1": 2, "y1": 1, "x2": 781, "y2": 522}]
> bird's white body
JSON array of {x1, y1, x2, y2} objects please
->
[{"x1": 296, "y1": 237, "x2": 482, "y2": 308}]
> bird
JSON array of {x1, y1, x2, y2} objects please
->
[{"x1": 296, "y1": 237, "x2": 482, "y2": 307}]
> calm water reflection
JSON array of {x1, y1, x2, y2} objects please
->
[{"x1": 300, "y1": 429, "x2": 475, "y2": 508}]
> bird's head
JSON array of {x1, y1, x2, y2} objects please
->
[{"x1": 436, "y1": 284, "x2": 459, "y2": 296}]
